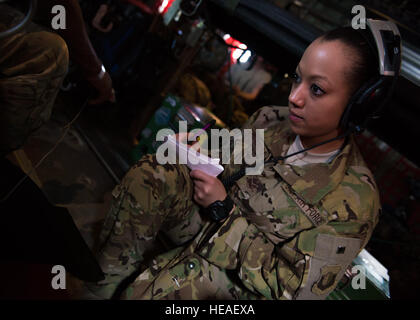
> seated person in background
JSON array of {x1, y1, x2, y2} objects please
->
[
  {"x1": 229, "y1": 55, "x2": 273, "y2": 101},
  {"x1": 0, "y1": 0, "x2": 115, "y2": 155},
  {"x1": 0, "y1": 0, "x2": 116, "y2": 298}
]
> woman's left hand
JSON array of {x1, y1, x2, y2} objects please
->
[{"x1": 190, "y1": 170, "x2": 227, "y2": 208}]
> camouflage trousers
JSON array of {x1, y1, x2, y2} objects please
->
[
  {"x1": 87, "y1": 154, "x2": 207, "y2": 299},
  {"x1": 0, "y1": 4, "x2": 69, "y2": 155},
  {"x1": 87, "y1": 154, "x2": 256, "y2": 300}
]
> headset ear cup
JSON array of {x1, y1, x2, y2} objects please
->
[
  {"x1": 357, "y1": 77, "x2": 390, "y2": 123},
  {"x1": 364, "y1": 81, "x2": 393, "y2": 119},
  {"x1": 339, "y1": 80, "x2": 374, "y2": 131},
  {"x1": 340, "y1": 77, "x2": 386, "y2": 131},
  {"x1": 340, "y1": 100, "x2": 354, "y2": 131}
]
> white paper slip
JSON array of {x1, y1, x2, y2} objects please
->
[{"x1": 166, "y1": 135, "x2": 224, "y2": 177}]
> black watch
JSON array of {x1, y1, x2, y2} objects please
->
[{"x1": 204, "y1": 196, "x2": 234, "y2": 222}]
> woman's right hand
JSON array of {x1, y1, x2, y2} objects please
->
[{"x1": 190, "y1": 170, "x2": 228, "y2": 208}]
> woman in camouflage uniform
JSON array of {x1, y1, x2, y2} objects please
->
[{"x1": 87, "y1": 26, "x2": 387, "y2": 300}]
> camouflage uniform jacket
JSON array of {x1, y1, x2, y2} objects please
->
[{"x1": 121, "y1": 106, "x2": 381, "y2": 300}]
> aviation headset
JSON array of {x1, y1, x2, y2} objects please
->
[{"x1": 339, "y1": 19, "x2": 402, "y2": 134}]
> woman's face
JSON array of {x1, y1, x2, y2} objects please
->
[{"x1": 288, "y1": 39, "x2": 354, "y2": 141}]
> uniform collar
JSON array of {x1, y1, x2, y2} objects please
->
[{"x1": 263, "y1": 120, "x2": 353, "y2": 205}]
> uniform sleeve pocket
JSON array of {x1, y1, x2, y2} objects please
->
[{"x1": 295, "y1": 234, "x2": 362, "y2": 300}]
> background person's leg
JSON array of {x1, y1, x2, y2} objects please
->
[
  {"x1": 87, "y1": 154, "x2": 204, "y2": 299},
  {"x1": 0, "y1": 5, "x2": 69, "y2": 155}
]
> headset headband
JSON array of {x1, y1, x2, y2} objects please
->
[
  {"x1": 340, "y1": 19, "x2": 402, "y2": 133},
  {"x1": 366, "y1": 19, "x2": 401, "y2": 77}
]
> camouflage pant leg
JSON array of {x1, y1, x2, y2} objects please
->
[
  {"x1": 120, "y1": 246, "x2": 261, "y2": 300},
  {"x1": 0, "y1": 5, "x2": 69, "y2": 154},
  {"x1": 87, "y1": 154, "x2": 205, "y2": 299},
  {"x1": 121, "y1": 252, "x2": 251, "y2": 300},
  {"x1": 120, "y1": 216, "x2": 260, "y2": 300}
]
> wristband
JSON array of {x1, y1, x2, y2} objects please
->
[{"x1": 204, "y1": 195, "x2": 234, "y2": 222}]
